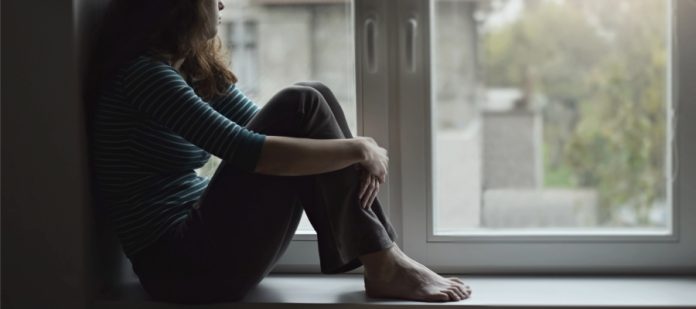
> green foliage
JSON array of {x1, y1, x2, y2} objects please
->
[
  {"x1": 482, "y1": 0, "x2": 668, "y2": 226},
  {"x1": 543, "y1": 144, "x2": 576, "y2": 187}
]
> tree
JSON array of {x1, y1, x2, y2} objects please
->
[{"x1": 481, "y1": 0, "x2": 668, "y2": 226}]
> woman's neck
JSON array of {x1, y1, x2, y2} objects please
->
[
  {"x1": 172, "y1": 57, "x2": 185, "y2": 71},
  {"x1": 170, "y1": 57, "x2": 189, "y2": 81}
]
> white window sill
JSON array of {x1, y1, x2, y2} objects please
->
[{"x1": 94, "y1": 274, "x2": 696, "y2": 308}]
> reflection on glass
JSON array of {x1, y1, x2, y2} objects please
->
[
  {"x1": 196, "y1": 0, "x2": 356, "y2": 235},
  {"x1": 432, "y1": 0, "x2": 669, "y2": 233}
]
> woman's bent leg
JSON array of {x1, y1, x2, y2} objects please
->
[
  {"x1": 134, "y1": 85, "x2": 397, "y2": 304},
  {"x1": 293, "y1": 81, "x2": 353, "y2": 139},
  {"x1": 232, "y1": 84, "x2": 397, "y2": 273},
  {"x1": 289, "y1": 81, "x2": 398, "y2": 272},
  {"x1": 201, "y1": 84, "x2": 398, "y2": 277}
]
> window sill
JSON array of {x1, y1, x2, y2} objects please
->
[{"x1": 94, "y1": 274, "x2": 696, "y2": 308}]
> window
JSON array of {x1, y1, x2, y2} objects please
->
[
  {"x1": 395, "y1": 0, "x2": 695, "y2": 274},
  {"x1": 194, "y1": 0, "x2": 695, "y2": 274},
  {"x1": 433, "y1": 0, "x2": 670, "y2": 233}
]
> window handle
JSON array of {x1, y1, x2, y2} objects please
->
[
  {"x1": 405, "y1": 16, "x2": 418, "y2": 73},
  {"x1": 364, "y1": 16, "x2": 378, "y2": 73}
]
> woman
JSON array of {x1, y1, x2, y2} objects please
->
[{"x1": 89, "y1": 0, "x2": 471, "y2": 304}]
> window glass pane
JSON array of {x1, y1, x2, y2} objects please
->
[
  {"x1": 196, "y1": 0, "x2": 356, "y2": 235},
  {"x1": 432, "y1": 0, "x2": 670, "y2": 233}
]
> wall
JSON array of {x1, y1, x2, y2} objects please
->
[
  {"x1": 1, "y1": 0, "x2": 106, "y2": 307},
  {"x1": 74, "y1": 0, "x2": 133, "y2": 298}
]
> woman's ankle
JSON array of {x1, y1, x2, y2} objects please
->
[
  {"x1": 358, "y1": 241, "x2": 395, "y2": 262},
  {"x1": 359, "y1": 242, "x2": 398, "y2": 278}
]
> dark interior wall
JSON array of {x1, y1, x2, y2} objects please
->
[
  {"x1": 2, "y1": 0, "x2": 108, "y2": 307},
  {"x1": 75, "y1": 0, "x2": 127, "y2": 300}
]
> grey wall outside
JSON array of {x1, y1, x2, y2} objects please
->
[
  {"x1": 224, "y1": 3, "x2": 358, "y2": 134},
  {"x1": 434, "y1": 0, "x2": 479, "y2": 130}
]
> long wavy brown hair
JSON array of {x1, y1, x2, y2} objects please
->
[{"x1": 90, "y1": 0, "x2": 237, "y2": 102}]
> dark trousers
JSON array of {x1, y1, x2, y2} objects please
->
[{"x1": 130, "y1": 81, "x2": 398, "y2": 304}]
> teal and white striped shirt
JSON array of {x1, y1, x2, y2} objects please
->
[{"x1": 91, "y1": 52, "x2": 266, "y2": 259}]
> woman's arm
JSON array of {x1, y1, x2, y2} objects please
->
[
  {"x1": 208, "y1": 84, "x2": 259, "y2": 127},
  {"x1": 254, "y1": 136, "x2": 366, "y2": 176},
  {"x1": 122, "y1": 57, "x2": 266, "y2": 173}
]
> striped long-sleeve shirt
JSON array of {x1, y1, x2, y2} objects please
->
[{"x1": 91, "y1": 51, "x2": 266, "y2": 259}]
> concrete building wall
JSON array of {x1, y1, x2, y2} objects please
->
[
  {"x1": 433, "y1": 0, "x2": 479, "y2": 130},
  {"x1": 220, "y1": 3, "x2": 357, "y2": 134}
]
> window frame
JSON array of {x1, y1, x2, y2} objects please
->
[
  {"x1": 272, "y1": 0, "x2": 696, "y2": 274},
  {"x1": 272, "y1": 0, "x2": 402, "y2": 273},
  {"x1": 395, "y1": 0, "x2": 696, "y2": 274}
]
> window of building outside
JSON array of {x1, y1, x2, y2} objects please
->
[{"x1": 224, "y1": 19, "x2": 260, "y2": 98}]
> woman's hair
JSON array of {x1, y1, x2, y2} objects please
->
[{"x1": 91, "y1": 0, "x2": 237, "y2": 102}]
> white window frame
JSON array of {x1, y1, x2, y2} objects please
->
[
  {"x1": 397, "y1": 0, "x2": 696, "y2": 274},
  {"x1": 273, "y1": 0, "x2": 400, "y2": 273},
  {"x1": 268, "y1": 0, "x2": 696, "y2": 274},
  {"x1": 275, "y1": 0, "x2": 696, "y2": 275}
]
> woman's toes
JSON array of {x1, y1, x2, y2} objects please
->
[
  {"x1": 442, "y1": 289, "x2": 455, "y2": 301},
  {"x1": 448, "y1": 279, "x2": 471, "y2": 296},
  {"x1": 431, "y1": 292, "x2": 450, "y2": 302},
  {"x1": 454, "y1": 285, "x2": 468, "y2": 299},
  {"x1": 452, "y1": 284, "x2": 468, "y2": 298},
  {"x1": 443, "y1": 288, "x2": 460, "y2": 301}
]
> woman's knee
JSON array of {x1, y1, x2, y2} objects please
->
[
  {"x1": 294, "y1": 80, "x2": 330, "y2": 94},
  {"x1": 270, "y1": 85, "x2": 332, "y2": 117},
  {"x1": 268, "y1": 85, "x2": 322, "y2": 108},
  {"x1": 250, "y1": 85, "x2": 336, "y2": 137},
  {"x1": 293, "y1": 81, "x2": 344, "y2": 115}
]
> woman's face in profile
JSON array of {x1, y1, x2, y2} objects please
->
[{"x1": 204, "y1": 0, "x2": 225, "y2": 38}]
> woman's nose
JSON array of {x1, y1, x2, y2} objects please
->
[{"x1": 218, "y1": 1, "x2": 225, "y2": 11}]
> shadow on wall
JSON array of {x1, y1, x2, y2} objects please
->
[{"x1": 76, "y1": 0, "x2": 141, "y2": 300}]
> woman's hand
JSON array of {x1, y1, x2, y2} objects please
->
[
  {"x1": 355, "y1": 137, "x2": 388, "y2": 183},
  {"x1": 357, "y1": 166, "x2": 381, "y2": 209},
  {"x1": 353, "y1": 136, "x2": 388, "y2": 209}
]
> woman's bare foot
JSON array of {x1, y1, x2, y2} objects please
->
[{"x1": 358, "y1": 242, "x2": 472, "y2": 302}]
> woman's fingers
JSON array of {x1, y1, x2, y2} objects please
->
[
  {"x1": 358, "y1": 171, "x2": 369, "y2": 200},
  {"x1": 359, "y1": 173, "x2": 369, "y2": 208},
  {"x1": 358, "y1": 167, "x2": 385, "y2": 209},
  {"x1": 372, "y1": 177, "x2": 380, "y2": 207},
  {"x1": 362, "y1": 177, "x2": 372, "y2": 209},
  {"x1": 363, "y1": 177, "x2": 377, "y2": 209},
  {"x1": 365, "y1": 176, "x2": 377, "y2": 208},
  {"x1": 367, "y1": 176, "x2": 379, "y2": 209}
]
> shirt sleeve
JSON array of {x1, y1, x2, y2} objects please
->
[
  {"x1": 120, "y1": 56, "x2": 266, "y2": 173},
  {"x1": 208, "y1": 84, "x2": 260, "y2": 127}
]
